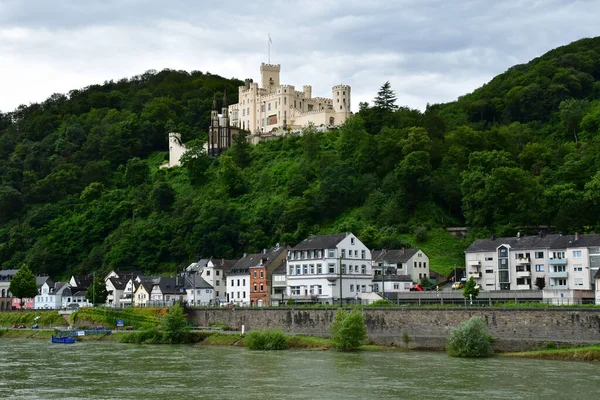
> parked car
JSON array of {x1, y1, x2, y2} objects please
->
[
  {"x1": 451, "y1": 282, "x2": 464, "y2": 290},
  {"x1": 409, "y1": 284, "x2": 424, "y2": 292},
  {"x1": 65, "y1": 303, "x2": 80, "y2": 311}
]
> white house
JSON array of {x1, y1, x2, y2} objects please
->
[
  {"x1": 226, "y1": 265, "x2": 250, "y2": 306},
  {"x1": 465, "y1": 233, "x2": 599, "y2": 304},
  {"x1": 61, "y1": 287, "x2": 91, "y2": 309},
  {"x1": 595, "y1": 270, "x2": 600, "y2": 305},
  {"x1": 286, "y1": 233, "x2": 373, "y2": 304},
  {"x1": 149, "y1": 277, "x2": 186, "y2": 306},
  {"x1": 183, "y1": 273, "x2": 214, "y2": 306},
  {"x1": 35, "y1": 281, "x2": 67, "y2": 309},
  {"x1": 200, "y1": 258, "x2": 238, "y2": 305},
  {"x1": 105, "y1": 277, "x2": 127, "y2": 308},
  {"x1": 372, "y1": 248, "x2": 430, "y2": 286}
]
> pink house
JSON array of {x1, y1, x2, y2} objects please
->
[{"x1": 11, "y1": 297, "x2": 34, "y2": 309}]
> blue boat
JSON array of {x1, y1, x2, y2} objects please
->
[{"x1": 51, "y1": 335, "x2": 76, "y2": 344}]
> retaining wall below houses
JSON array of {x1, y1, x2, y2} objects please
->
[{"x1": 187, "y1": 308, "x2": 600, "y2": 352}]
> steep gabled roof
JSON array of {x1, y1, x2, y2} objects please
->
[
  {"x1": 272, "y1": 262, "x2": 287, "y2": 275},
  {"x1": 183, "y1": 274, "x2": 213, "y2": 290},
  {"x1": 71, "y1": 275, "x2": 93, "y2": 289},
  {"x1": 374, "y1": 249, "x2": 419, "y2": 264},
  {"x1": 552, "y1": 234, "x2": 600, "y2": 248},
  {"x1": 156, "y1": 277, "x2": 186, "y2": 295},
  {"x1": 291, "y1": 234, "x2": 347, "y2": 251},
  {"x1": 108, "y1": 277, "x2": 128, "y2": 290}
]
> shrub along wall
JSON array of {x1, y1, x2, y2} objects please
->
[{"x1": 187, "y1": 308, "x2": 600, "y2": 352}]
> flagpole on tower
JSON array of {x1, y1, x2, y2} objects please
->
[{"x1": 268, "y1": 34, "x2": 272, "y2": 64}]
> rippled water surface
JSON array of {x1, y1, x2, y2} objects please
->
[{"x1": 1, "y1": 339, "x2": 598, "y2": 399}]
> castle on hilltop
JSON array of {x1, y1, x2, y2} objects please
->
[
  {"x1": 162, "y1": 63, "x2": 352, "y2": 167},
  {"x1": 229, "y1": 63, "x2": 352, "y2": 144}
]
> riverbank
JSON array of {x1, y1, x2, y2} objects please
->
[
  {"x1": 503, "y1": 345, "x2": 600, "y2": 362},
  {"x1": 0, "y1": 328, "x2": 406, "y2": 351}
]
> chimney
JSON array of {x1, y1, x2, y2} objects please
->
[
  {"x1": 402, "y1": 248, "x2": 406, "y2": 254},
  {"x1": 221, "y1": 258, "x2": 225, "y2": 265},
  {"x1": 517, "y1": 232, "x2": 520, "y2": 239},
  {"x1": 575, "y1": 232, "x2": 580, "y2": 241},
  {"x1": 243, "y1": 253, "x2": 247, "y2": 258},
  {"x1": 263, "y1": 248, "x2": 267, "y2": 254},
  {"x1": 491, "y1": 234, "x2": 496, "y2": 241}
]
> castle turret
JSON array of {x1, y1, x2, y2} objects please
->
[
  {"x1": 260, "y1": 63, "x2": 280, "y2": 93},
  {"x1": 332, "y1": 85, "x2": 351, "y2": 114},
  {"x1": 303, "y1": 85, "x2": 312, "y2": 99}
]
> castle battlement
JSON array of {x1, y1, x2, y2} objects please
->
[
  {"x1": 332, "y1": 84, "x2": 350, "y2": 90},
  {"x1": 312, "y1": 97, "x2": 333, "y2": 103},
  {"x1": 260, "y1": 63, "x2": 281, "y2": 72}
]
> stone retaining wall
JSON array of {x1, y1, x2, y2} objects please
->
[{"x1": 187, "y1": 308, "x2": 600, "y2": 352}]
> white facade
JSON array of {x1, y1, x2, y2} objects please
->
[
  {"x1": 230, "y1": 63, "x2": 352, "y2": 143},
  {"x1": 34, "y1": 282, "x2": 63, "y2": 309},
  {"x1": 286, "y1": 233, "x2": 372, "y2": 303},
  {"x1": 186, "y1": 287, "x2": 213, "y2": 306},
  {"x1": 465, "y1": 234, "x2": 599, "y2": 300},
  {"x1": 372, "y1": 278, "x2": 411, "y2": 294},
  {"x1": 199, "y1": 260, "x2": 228, "y2": 304},
  {"x1": 161, "y1": 132, "x2": 187, "y2": 168},
  {"x1": 226, "y1": 272, "x2": 249, "y2": 306}
]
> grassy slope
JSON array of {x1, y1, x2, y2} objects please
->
[{"x1": 399, "y1": 229, "x2": 469, "y2": 276}]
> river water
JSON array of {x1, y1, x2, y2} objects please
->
[{"x1": 1, "y1": 339, "x2": 598, "y2": 399}]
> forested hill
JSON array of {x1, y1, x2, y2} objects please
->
[{"x1": 2, "y1": 37, "x2": 600, "y2": 278}]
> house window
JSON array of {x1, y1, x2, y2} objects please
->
[
  {"x1": 291, "y1": 286, "x2": 301, "y2": 296},
  {"x1": 350, "y1": 284, "x2": 354, "y2": 292},
  {"x1": 317, "y1": 264, "x2": 322, "y2": 274},
  {"x1": 573, "y1": 250, "x2": 582, "y2": 258},
  {"x1": 393, "y1": 284, "x2": 399, "y2": 290},
  {"x1": 535, "y1": 265, "x2": 544, "y2": 272},
  {"x1": 216, "y1": 291, "x2": 219, "y2": 297},
  {"x1": 361, "y1": 265, "x2": 366, "y2": 274},
  {"x1": 260, "y1": 271, "x2": 264, "y2": 278},
  {"x1": 341, "y1": 265, "x2": 346, "y2": 274},
  {"x1": 310, "y1": 264, "x2": 315, "y2": 274},
  {"x1": 237, "y1": 279, "x2": 240, "y2": 286},
  {"x1": 341, "y1": 249, "x2": 346, "y2": 258},
  {"x1": 574, "y1": 278, "x2": 583, "y2": 286},
  {"x1": 485, "y1": 257, "x2": 493, "y2": 261},
  {"x1": 573, "y1": 265, "x2": 583, "y2": 272},
  {"x1": 253, "y1": 271, "x2": 257, "y2": 278},
  {"x1": 216, "y1": 270, "x2": 219, "y2": 276},
  {"x1": 328, "y1": 264, "x2": 335, "y2": 273},
  {"x1": 243, "y1": 292, "x2": 246, "y2": 298},
  {"x1": 303, "y1": 265, "x2": 308, "y2": 274},
  {"x1": 414, "y1": 262, "x2": 417, "y2": 269},
  {"x1": 535, "y1": 252, "x2": 543, "y2": 259},
  {"x1": 243, "y1": 279, "x2": 246, "y2": 286},
  {"x1": 260, "y1": 283, "x2": 264, "y2": 291},
  {"x1": 553, "y1": 265, "x2": 566, "y2": 273},
  {"x1": 253, "y1": 284, "x2": 257, "y2": 292},
  {"x1": 552, "y1": 251, "x2": 565, "y2": 259},
  {"x1": 206, "y1": 270, "x2": 210, "y2": 276},
  {"x1": 351, "y1": 238, "x2": 355, "y2": 245},
  {"x1": 361, "y1": 285, "x2": 366, "y2": 292},
  {"x1": 328, "y1": 249, "x2": 335, "y2": 257},
  {"x1": 516, "y1": 278, "x2": 526, "y2": 285},
  {"x1": 289, "y1": 266, "x2": 294, "y2": 275},
  {"x1": 296, "y1": 266, "x2": 301, "y2": 275},
  {"x1": 361, "y1": 250, "x2": 365, "y2": 259}
]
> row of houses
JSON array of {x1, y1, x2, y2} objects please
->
[
  {"x1": 465, "y1": 232, "x2": 600, "y2": 304},
  {"x1": 0, "y1": 233, "x2": 432, "y2": 309}
]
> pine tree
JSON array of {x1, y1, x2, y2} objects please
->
[{"x1": 373, "y1": 81, "x2": 398, "y2": 112}]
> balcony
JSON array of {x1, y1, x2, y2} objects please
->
[
  {"x1": 515, "y1": 258, "x2": 531, "y2": 265},
  {"x1": 516, "y1": 284, "x2": 532, "y2": 290},
  {"x1": 468, "y1": 271, "x2": 482, "y2": 279},
  {"x1": 515, "y1": 270, "x2": 532, "y2": 278},
  {"x1": 548, "y1": 258, "x2": 567, "y2": 266},
  {"x1": 548, "y1": 271, "x2": 568, "y2": 279},
  {"x1": 467, "y1": 260, "x2": 481, "y2": 267},
  {"x1": 549, "y1": 285, "x2": 568, "y2": 290}
]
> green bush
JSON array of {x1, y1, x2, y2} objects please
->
[
  {"x1": 446, "y1": 316, "x2": 492, "y2": 357},
  {"x1": 330, "y1": 308, "x2": 367, "y2": 351},
  {"x1": 368, "y1": 299, "x2": 395, "y2": 307},
  {"x1": 119, "y1": 327, "x2": 164, "y2": 344},
  {"x1": 244, "y1": 329, "x2": 288, "y2": 350},
  {"x1": 162, "y1": 303, "x2": 190, "y2": 344}
]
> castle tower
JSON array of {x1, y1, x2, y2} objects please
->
[
  {"x1": 221, "y1": 90, "x2": 230, "y2": 148},
  {"x1": 303, "y1": 85, "x2": 312, "y2": 99},
  {"x1": 209, "y1": 94, "x2": 219, "y2": 156},
  {"x1": 332, "y1": 85, "x2": 351, "y2": 114},
  {"x1": 260, "y1": 63, "x2": 280, "y2": 93},
  {"x1": 167, "y1": 132, "x2": 185, "y2": 167}
]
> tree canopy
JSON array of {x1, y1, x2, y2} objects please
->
[
  {"x1": 9, "y1": 265, "x2": 38, "y2": 307},
  {"x1": 2, "y1": 37, "x2": 600, "y2": 279}
]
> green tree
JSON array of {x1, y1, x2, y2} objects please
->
[
  {"x1": 373, "y1": 81, "x2": 398, "y2": 112},
  {"x1": 85, "y1": 276, "x2": 108, "y2": 305},
  {"x1": 124, "y1": 157, "x2": 150, "y2": 187},
  {"x1": 162, "y1": 302, "x2": 191, "y2": 344},
  {"x1": 149, "y1": 181, "x2": 176, "y2": 211},
  {"x1": 0, "y1": 185, "x2": 24, "y2": 223},
  {"x1": 9, "y1": 264, "x2": 38, "y2": 308},
  {"x1": 446, "y1": 316, "x2": 492, "y2": 357},
  {"x1": 462, "y1": 277, "x2": 480, "y2": 300},
  {"x1": 330, "y1": 308, "x2": 367, "y2": 351}
]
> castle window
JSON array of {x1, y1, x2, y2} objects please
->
[
  {"x1": 284, "y1": 97, "x2": 286, "y2": 105},
  {"x1": 340, "y1": 106, "x2": 342, "y2": 110},
  {"x1": 268, "y1": 103, "x2": 271, "y2": 111},
  {"x1": 308, "y1": 104, "x2": 313, "y2": 111},
  {"x1": 343, "y1": 91, "x2": 345, "y2": 95},
  {"x1": 242, "y1": 109, "x2": 245, "y2": 116},
  {"x1": 337, "y1": 99, "x2": 339, "y2": 103}
]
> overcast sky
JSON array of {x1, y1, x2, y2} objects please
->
[{"x1": 1, "y1": 0, "x2": 599, "y2": 114}]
